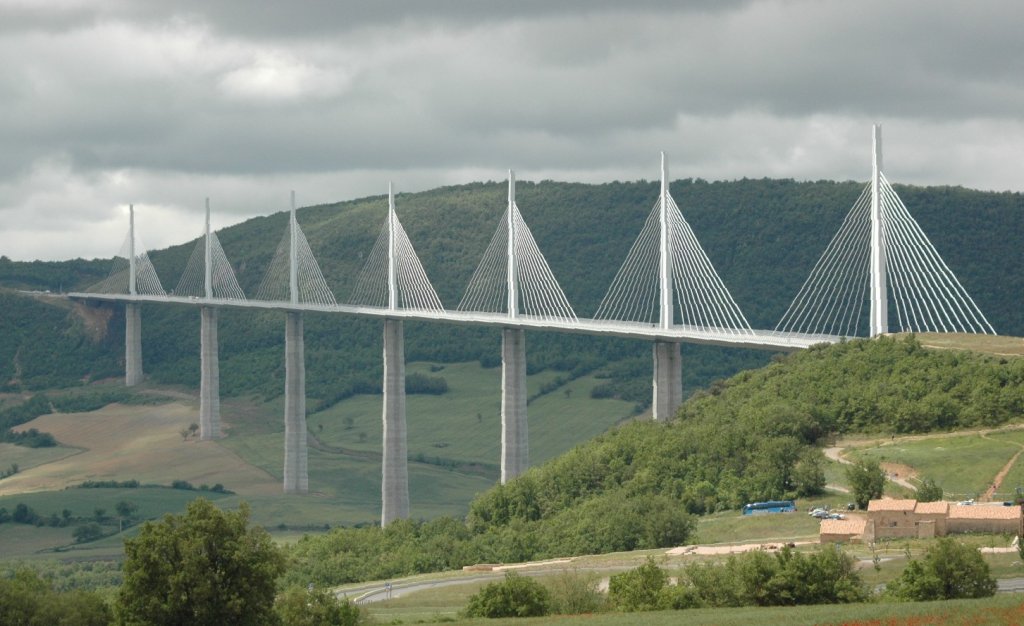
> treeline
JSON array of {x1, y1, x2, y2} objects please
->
[
  {"x1": 283, "y1": 495, "x2": 695, "y2": 587},
  {"x1": 683, "y1": 335, "x2": 1024, "y2": 434}
]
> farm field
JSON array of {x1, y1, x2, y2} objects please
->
[
  {"x1": 0, "y1": 359, "x2": 636, "y2": 545},
  {"x1": 1, "y1": 402, "x2": 281, "y2": 497}
]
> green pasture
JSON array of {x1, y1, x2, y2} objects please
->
[
  {"x1": 850, "y1": 433, "x2": 1021, "y2": 500},
  {"x1": 219, "y1": 433, "x2": 495, "y2": 526},
  {"x1": 306, "y1": 361, "x2": 634, "y2": 468},
  {"x1": 692, "y1": 509, "x2": 821, "y2": 545},
  {"x1": 0, "y1": 487, "x2": 231, "y2": 559}
]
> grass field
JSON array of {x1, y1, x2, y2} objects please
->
[
  {"x1": 368, "y1": 593, "x2": 1024, "y2": 625},
  {"x1": 306, "y1": 361, "x2": 635, "y2": 468},
  {"x1": 850, "y1": 433, "x2": 1022, "y2": 500},
  {"x1": 692, "y1": 508, "x2": 821, "y2": 545},
  {"x1": 0, "y1": 487, "x2": 232, "y2": 559},
  {"x1": 912, "y1": 332, "x2": 1024, "y2": 357}
]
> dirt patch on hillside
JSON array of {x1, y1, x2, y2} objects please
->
[
  {"x1": 879, "y1": 461, "x2": 918, "y2": 485},
  {"x1": 0, "y1": 403, "x2": 280, "y2": 497},
  {"x1": 71, "y1": 301, "x2": 113, "y2": 343}
]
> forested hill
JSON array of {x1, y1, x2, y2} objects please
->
[
  {"x1": 285, "y1": 334, "x2": 1024, "y2": 583},
  {"x1": 1, "y1": 178, "x2": 1022, "y2": 401}
]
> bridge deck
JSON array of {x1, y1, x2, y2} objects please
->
[{"x1": 67, "y1": 292, "x2": 840, "y2": 351}]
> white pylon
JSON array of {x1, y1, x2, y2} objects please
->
[
  {"x1": 658, "y1": 153, "x2": 672, "y2": 330},
  {"x1": 204, "y1": 198, "x2": 213, "y2": 300},
  {"x1": 128, "y1": 204, "x2": 137, "y2": 296},
  {"x1": 870, "y1": 125, "x2": 888, "y2": 336},
  {"x1": 289, "y1": 191, "x2": 298, "y2": 306},
  {"x1": 506, "y1": 170, "x2": 518, "y2": 319}
]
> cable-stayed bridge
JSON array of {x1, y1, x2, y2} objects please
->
[{"x1": 68, "y1": 126, "x2": 994, "y2": 525}]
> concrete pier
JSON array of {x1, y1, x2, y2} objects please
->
[
  {"x1": 381, "y1": 319, "x2": 409, "y2": 525},
  {"x1": 125, "y1": 303, "x2": 143, "y2": 386},
  {"x1": 501, "y1": 328, "x2": 528, "y2": 483},
  {"x1": 199, "y1": 306, "x2": 220, "y2": 440},
  {"x1": 652, "y1": 341, "x2": 683, "y2": 421},
  {"x1": 283, "y1": 312, "x2": 308, "y2": 494}
]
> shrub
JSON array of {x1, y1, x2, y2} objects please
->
[
  {"x1": 607, "y1": 557, "x2": 667, "y2": 612},
  {"x1": 545, "y1": 569, "x2": 605, "y2": 615},
  {"x1": 72, "y1": 523, "x2": 105, "y2": 543},
  {"x1": 0, "y1": 569, "x2": 110, "y2": 626},
  {"x1": 275, "y1": 585, "x2": 361, "y2": 626},
  {"x1": 916, "y1": 477, "x2": 943, "y2": 502},
  {"x1": 887, "y1": 538, "x2": 996, "y2": 601},
  {"x1": 463, "y1": 571, "x2": 551, "y2": 618}
]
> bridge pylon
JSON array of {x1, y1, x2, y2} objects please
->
[
  {"x1": 174, "y1": 199, "x2": 246, "y2": 440},
  {"x1": 86, "y1": 204, "x2": 167, "y2": 386},
  {"x1": 457, "y1": 171, "x2": 578, "y2": 482},
  {"x1": 777, "y1": 125, "x2": 994, "y2": 337},
  {"x1": 596, "y1": 153, "x2": 753, "y2": 420}
]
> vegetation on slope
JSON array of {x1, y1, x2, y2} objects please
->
[{"x1": 286, "y1": 335, "x2": 1023, "y2": 585}]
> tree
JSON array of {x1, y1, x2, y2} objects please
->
[
  {"x1": 275, "y1": 585, "x2": 361, "y2": 626},
  {"x1": 607, "y1": 557, "x2": 667, "y2": 612},
  {"x1": 463, "y1": 571, "x2": 551, "y2": 618},
  {"x1": 116, "y1": 498, "x2": 285, "y2": 626},
  {"x1": 916, "y1": 477, "x2": 943, "y2": 502},
  {"x1": 116, "y1": 500, "x2": 138, "y2": 519},
  {"x1": 887, "y1": 538, "x2": 997, "y2": 601},
  {"x1": 790, "y1": 449, "x2": 826, "y2": 497},
  {"x1": 846, "y1": 458, "x2": 885, "y2": 509}
]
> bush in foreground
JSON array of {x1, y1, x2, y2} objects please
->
[
  {"x1": 275, "y1": 585, "x2": 361, "y2": 625},
  {"x1": 116, "y1": 498, "x2": 285, "y2": 626},
  {"x1": 886, "y1": 537, "x2": 997, "y2": 601},
  {"x1": 0, "y1": 569, "x2": 110, "y2": 626},
  {"x1": 463, "y1": 571, "x2": 551, "y2": 618}
]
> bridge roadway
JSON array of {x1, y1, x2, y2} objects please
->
[{"x1": 67, "y1": 292, "x2": 839, "y2": 351}]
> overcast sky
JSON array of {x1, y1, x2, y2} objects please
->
[{"x1": 1, "y1": 0, "x2": 1022, "y2": 261}]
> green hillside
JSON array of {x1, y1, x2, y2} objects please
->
[{"x1": 282, "y1": 334, "x2": 1024, "y2": 586}]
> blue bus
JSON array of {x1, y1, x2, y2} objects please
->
[{"x1": 742, "y1": 500, "x2": 797, "y2": 515}]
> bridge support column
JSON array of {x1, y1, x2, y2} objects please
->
[
  {"x1": 199, "y1": 307, "x2": 220, "y2": 440},
  {"x1": 125, "y1": 303, "x2": 143, "y2": 386},
  {"x1": 283, "y1": 312, "x2": 308, "y2": 494},
  {"x1": 381, "y1": 319, "x2": 409, "y2": 525},
  {"x1": 501, "y1": 328, "x2": 528, "y2": 483},
  {"x1": 652, "y1": 341, "x2": 682, "y2": 421}
]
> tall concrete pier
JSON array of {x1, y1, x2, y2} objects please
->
[
  {"x1": 381, "y1": 318, "x2": 409, "y2": 525},
  {"x1": 199, "y1": 306, "x2": 220, "y2": 440},
  {"x1": 652, "y1": 341, "x2": 682, "y2": 421},
  {"x1": 501, "y1": 328, "x2": 528, "y2": 483},
  {"x1": 283, "y1": 311, "x2": 308, "y2": 494},
  {"x1": 125, "y1": 303, "x2": 143, "y2": 386}
]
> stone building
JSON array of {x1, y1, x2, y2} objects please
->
[{"x1": 820, "y1": 498, "x2": 1022, "y2": 544}]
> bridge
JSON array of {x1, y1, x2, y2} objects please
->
[{"x1": 69, "y1": 125, "x2": 994, "y2": 525}]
